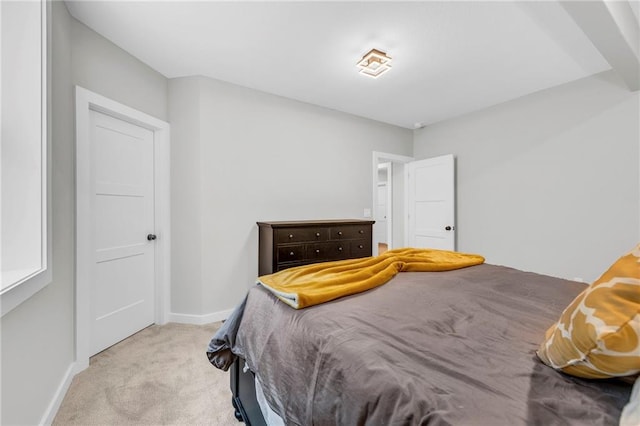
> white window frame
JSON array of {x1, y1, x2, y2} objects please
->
[{"x1": 1, "y1": 0, "x2": 51, "y2": 317}]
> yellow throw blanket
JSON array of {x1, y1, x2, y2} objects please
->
[{"x1": 257, "y1": 247, "x2": 485, "y2": 309}]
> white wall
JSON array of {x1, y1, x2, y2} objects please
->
[
  {"x1": 0, "y1": 5, "x2": 169, "y2": 424},
  {"x1": 169, "y1": 76, "x2": 413, "y2": 317},
  {"x1": 414, "y1": 70, "x2": 639, "y2": 282}
]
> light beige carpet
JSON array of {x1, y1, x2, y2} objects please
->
[{"x1": 53, "y1": 322, "x2": 240, "y2": 425}]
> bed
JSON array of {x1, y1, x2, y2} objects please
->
[{"x1": 208, "y1": 256, "x2": 636, "y2": 425}]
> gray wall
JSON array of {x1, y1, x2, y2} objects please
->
[
  {"x1": 169, "y1": 76, "x2": 413, "y2": 316},
  {"x1": 0, "y1": 4, "x2": 168, "y2": 424},
  {"x1": 414, "y1": 70, "x2": 639, "y2": 282}
]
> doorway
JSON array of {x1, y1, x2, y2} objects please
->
[
  {"x1": 372, "y1": 152, "x2": 414, "y2": 255},
  {"x1": 75, "y1": 87, "x2": 171, "y2": 371},
  {"x1": 372, "y1": 151, "x2": 456, "y2": 254}
]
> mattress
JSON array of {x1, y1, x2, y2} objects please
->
[{"x1": 209, "y1": 263, "x2": 633, "y2": 425}]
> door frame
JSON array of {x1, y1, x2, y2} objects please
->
[
  {"x1": 75, "y1": 86, "x2": 170, "y2": 372},
  {"x1": 372, "y1": 151, "x2": 414, "y2": 254},
  {"x1": 376, "y1": 163, "x2": 392, "y2": 249}
]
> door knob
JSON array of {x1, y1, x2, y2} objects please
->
[
  {"x1": 147, "y1": 234, "x2": 157, "y2": 241},
  {"x1": 445, "y1": 226, "x2": 452, "y2": 231}
]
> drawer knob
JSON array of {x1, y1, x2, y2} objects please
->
[
  {"x1": 289, "y1": 251, "x2": 295, "y2": 256},
  {"x1": 358, "y1": 244, "x2": 364, "y2": 249},
  {"x1": 338, "y1": 247, "x2": 343, "y2": 251},
  {"x1": 316, "y1": 232, "x2": 320, "y2": 237},
  {"x1": 315, "y1": 249, "x2": 320, "y2": 254},
  {"x1": 359, "y1": 230, "x2": 364, "y2": 234},
  {"x1": 288, "y1": 234, "x2": 294, "y2": 239},
  {"x1": 338, "y1": 231, "x2": 343, "y2": 236}
]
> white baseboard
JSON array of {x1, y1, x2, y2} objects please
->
[
  {"x1": 40, "y1": 362, "x2": 76, "y2": 426},
  {"x1": 168, "y1": 308, "x2": 234, "y2": 325}
]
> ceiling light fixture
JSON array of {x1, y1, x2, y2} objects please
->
[{"x1": 357, "y1": 48, "x2": 392, "y2": 78}]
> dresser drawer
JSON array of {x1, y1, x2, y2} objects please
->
[
  {"x1": 330, "y1": 225, "x2": 371, "y2": 240},
  {"x1": 275, "y1": 228, "x2": 328, "y2": 243},
  {"x1": 306, "y1": 242, "x2": 350, "y2": 261},
  {"x1": 350, "y1": 240, "x2": 372, "y2": 257},
  {"x1": 276, "y1": 245, "x2": 305, "y2": 263},
  {"x1": 326, "y1": 242, "x2": 349, "y2": 260}
]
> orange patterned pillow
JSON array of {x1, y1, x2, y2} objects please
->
[{"x1": 537, "y1": 244, "x2": 640, "y2": 379}]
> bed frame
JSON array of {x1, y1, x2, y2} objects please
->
[{"x1": 230, "y1": 356, "x2": 267, "y2": 425}]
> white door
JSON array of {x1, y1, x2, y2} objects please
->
[
  {"x1": 90, "y1": 110, "x2": 155, "y2": 355},
  {"x1": 407, "y1": 154, "x2": 455, "y2": 250}
]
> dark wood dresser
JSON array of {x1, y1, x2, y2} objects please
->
[{"x1": 257, "y1": 219, "x2": 375, "y2": 275}]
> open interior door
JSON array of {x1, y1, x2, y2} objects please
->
[{"x1": 407, "y1": 154, "x2": 455, "y2": 250}]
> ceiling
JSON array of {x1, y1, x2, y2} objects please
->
[{"x1": 65, "y1": 1, "x2": 634, "y2": 129}]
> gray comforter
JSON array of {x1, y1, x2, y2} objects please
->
[{"x1": 208, "y1": 264, "x2": 632, "y2": 425}]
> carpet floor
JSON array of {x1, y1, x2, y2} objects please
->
[{"x1": 53, "y1": 322, "x2": 240, "y2": 425}]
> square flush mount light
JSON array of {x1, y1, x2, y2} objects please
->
[{"x1": 357, "y1": 48, "x2": 392, "y2": 78}]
